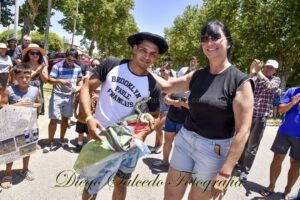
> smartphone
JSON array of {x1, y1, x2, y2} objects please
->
[{"x1": 214, "y1": 144, "x2": 221, "y2": 156}]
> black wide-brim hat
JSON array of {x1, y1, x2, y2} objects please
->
[{"x1": 128, "y1": 32, "x2": 168, "y2": 54}]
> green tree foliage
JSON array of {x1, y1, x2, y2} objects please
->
[
  {"x1": 0, "y1": 29, "x2": 64, "y2": 51},
  {"x1": 0, "y1": 0, "x2": 14, "y2": 27},
  {"x1": 236, "y1": 0, "x2": 300, "y2": 87},
  {"x1": 18, "y1": 0, "x2": 62, "y2": 37},
  {"x1": 0, "y1": 29, "x2": 21, "y2": 42},
  {"x1": 58, "y1": 0, "x2": 138, "y2": 57},
  {"x1": 165, "y1": 5, "x2": 203, "y2": 68},
  {"x1": 165, "y1": 0, "x2": 300, "y2": 87},
  {"x1": 18, "y1": 0, "x2": 47, "y2": 36}
]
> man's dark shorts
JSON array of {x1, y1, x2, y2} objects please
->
[
  {"x1": 115, "y1": 170, "x2": 132, "y2": 180},
  {"x1": 75, "y1": 121, "x2": 89, "y2": 134},
  {"x1": 271, "y1": 133, "x2": 300, "y2": 161},
  {"x1": 0, "y1": 73, "x2": 9, "y2": 89}
]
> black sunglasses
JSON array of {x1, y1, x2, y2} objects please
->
[
  {"x1": 200, "y1": 34, "x2": 222, "y2": 43},
  {"x1": 29, "y1": 51, "x2": 40, "y2": 56}
]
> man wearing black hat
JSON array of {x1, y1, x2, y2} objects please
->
[{"x1": 79, "y1": 32, "x2": 168, "y2": 200}]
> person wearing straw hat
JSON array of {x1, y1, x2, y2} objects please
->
[
  {"x1": 0, "y1": 43, "x2": 13, "y2": 103},
  {"x1": 21, "y1": 43, "x2": 49, "y2": 115}
]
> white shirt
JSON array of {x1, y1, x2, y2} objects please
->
[{"x1": 0, "y1": 55, "x2": 13, "y2": 73}]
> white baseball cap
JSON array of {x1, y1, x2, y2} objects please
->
[
  {"x1": 0, "y1": 43, "x2": 8, "y2": 49},
  {"x1": 265, "y1": 59, "x2": 279, "y2": 69}
]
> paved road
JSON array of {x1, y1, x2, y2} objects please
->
[{"x1": 1, "y1": 110, "x2": 299, "y2": 199}]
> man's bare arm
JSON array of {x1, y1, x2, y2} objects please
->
[{"x1": 278, "y1": 93, "x2": 300, "y2": 114}]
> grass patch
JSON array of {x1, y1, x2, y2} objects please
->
[
  {"x1": 266, "y1": 118, "x2": 282, "y2": 126},
  {"x1": 43, "y1": 83, "x2": 52, "y2": 100}
]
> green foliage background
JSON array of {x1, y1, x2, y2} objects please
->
[
  {"x1": 165, "y1": 0, "x2": 300, "y2": 87},
  {"x1": 0, "y1": 30, "x2": 64, "y2": 52}
]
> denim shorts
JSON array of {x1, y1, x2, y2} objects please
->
[
  {"x1": 49, "y1": 92, "x2": 74, "y2": 119},
  {"x1": 164, "y1": 116, "x2": 183, "y2": 133},
  {"x1": 170, "y1": 127, "x2": 232, "y2": 190},
  {"x1": 85, "y1": 148, "x2": 140, "y2": 195},
  {"x1": 271, "y1": 133, "x2": 300, "y2": 161}
]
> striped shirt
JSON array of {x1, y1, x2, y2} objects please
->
[
  {"x1": 50, "y1": 60, "x2": 82, "y2": 95},
  {"x1": 253, "y1": 75, "x2": 281, "y2": 117}
]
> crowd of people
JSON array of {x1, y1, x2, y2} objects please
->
[{"x1": 0, "y1": 20, "x2": 299, "y2": 200}]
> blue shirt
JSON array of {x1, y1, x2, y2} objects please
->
[
  {"x1": 278, "y1": 87, "x2": 300, "y2": 138},
  {"x1": 50, "y1": 60, "x2": 82, "y2": 95},
  {"x1": 8, "y1": 84, "x2": 38, "y2": 104}
]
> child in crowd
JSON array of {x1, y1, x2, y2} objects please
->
[
  {"x1": 73, "y1": 90, "x2": 99, "y2": 152},
  {"x1": 0, "y1": 64, "x2": 41, "y2": 189},
  {"x1": 0, "y1": 43, "x2": 13, "y2": 104}
]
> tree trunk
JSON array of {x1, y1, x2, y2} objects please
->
[
  {"x1": 20, "y1": 0, "x2": 40, "y2": 39},
  {"x1": 88, "y1": 40, "x2": 95, "y2": 56},
  {"x1": 21, "y1": 16, "x2": 33, "y2": 38}
]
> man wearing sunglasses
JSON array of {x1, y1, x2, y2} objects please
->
[
  {"x1": 79, "y1": 32, "x2": 168, "y2": 200},
  {"x1": 43, "y1": 48, "x2": 83, "y2": 153},
  {"x1": 237, "y1": 59, "x2": 281, "y2": 181},
  {"x1": 75, "y1": 50, "x2": 89, "y2": 80}
]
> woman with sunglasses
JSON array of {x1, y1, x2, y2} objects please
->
[
  {"x1": 21, "y1": 44, "x2": 48, "y2": 114},
  {"x1": 152, "y1": 20, "x2": 254, "y2": 199}
]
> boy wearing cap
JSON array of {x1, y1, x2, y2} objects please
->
[
  {"x1": 80, "y1": 32, "x2": 167, "y2": 200},
  {"x1": 237, "y1": 59, "x2": 281, "y2": 181},
  {"x1": 0, "y1": 43, "x2": 13, "y2": 103}
]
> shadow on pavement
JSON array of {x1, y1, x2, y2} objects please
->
[
  {"x1": 0, "y1": 169, "x2": 26, "y2": 186},
  {"x1": 142, "y1": 157, "x2": 169, "y2": 174},
  {"x1": 241, "y1": 180, "x2": 285, "y2": 200},
  {"x1": 38, "y1": 138, "x2": 74, "y2": 153}
]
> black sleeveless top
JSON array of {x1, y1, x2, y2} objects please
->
[
  {"x1": 167, "y1": 93, "x2": 189, "y2": 123},
  {"x1": 184, "y1": 66, "x2": 251, "y2": 139}
]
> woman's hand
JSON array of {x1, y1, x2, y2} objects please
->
[{"x1": 210, "y1": 173, "x2": 229, "y2": 200}]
